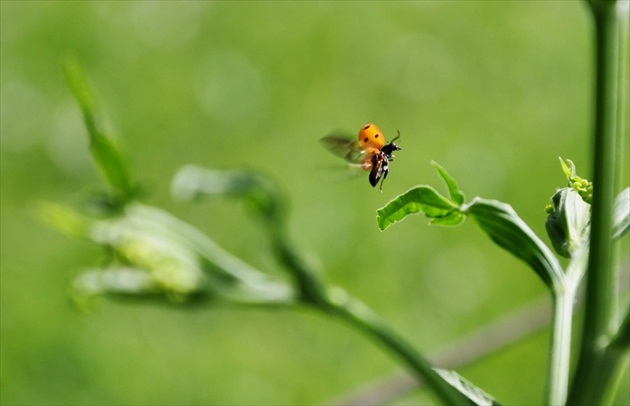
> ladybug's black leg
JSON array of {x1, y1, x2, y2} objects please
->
[{"x1": 379, "y1": 169, "x2": 389, "y2": 191}]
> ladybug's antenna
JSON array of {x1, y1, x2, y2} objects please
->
[{"x1": 390, "y1": 130, "x2": 401, "y2": 143}]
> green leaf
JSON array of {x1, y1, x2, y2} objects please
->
[
  {"x1": 63, "y1": 59, "x2": 135, "y2": 203},
  {"x1": 430, "y1": 210, "x2": 466, "y2": 226},
  {"x1": 462, "y1": 197, "x2": 564, "y2": 290},
  {"x1": 171, "y1": 165, "x2": 286, "y2": 226},
  {"x1": 34, "y1": 201, "x2": 93, "y2": 238},
  {"x1": 434, "y1": 369, "x2": 502, "y2": 406},
  {"x1": 432, "y1": 161, "x2": 465, "y2": 205},
  {"x1": 376, "y1": 185, "x2": 459, "y2": 231}
]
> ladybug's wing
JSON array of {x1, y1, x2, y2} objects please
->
[
  {"x1": 320, "y1": 134, "x2": 366, "y2": 164},
  {"x1": 368, "y1": 154, "x2": 385, "y2": 187},
  {"x1": 369, "y1": 153, "x2": 392, "y2": 190}
]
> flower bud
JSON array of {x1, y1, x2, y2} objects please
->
[{"x1": 545, "y1": 188, "x2": 591, "y2": 258}]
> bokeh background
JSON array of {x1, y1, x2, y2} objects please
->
[{"x1": 2, "y1": 1, "x2": 628, "y2": 405}]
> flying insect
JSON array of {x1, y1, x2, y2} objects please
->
[{"x1": 320, "y1": 123, "x2": 401, "y2": 191}]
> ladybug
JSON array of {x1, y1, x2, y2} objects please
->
[{"x1": 321, "y1": 123, "x2": 401, "y2": 191}]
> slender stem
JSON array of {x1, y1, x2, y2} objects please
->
[
  {"x1": 568, "y1": 1, "x2": 626, "y2": 403},
  {"x1": 326, "y1": 292, "x2": 472, "y2": 405},
  {"x1": 546, "y1": 290, "x2": 575, "y2": 405},
  {"x1": 270, "y1": 229, "x2": 471, "y2": 405}
]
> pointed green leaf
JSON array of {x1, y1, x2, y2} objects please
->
[
  {"x1": 376, "y1": 186, "x2": 459, "y2": 231},
  {"x1": 462, "y1": 197, "x2": 564, "y2": 290},
  {"x1": 63, "y1": 60, "x2": 135, "y2": 203},
  {"x1": 434, "y1": 369, "x2": 502, "y2": 406},
  {"x1": 432, "y1": 161, "x2": 465, "y2": 205}
]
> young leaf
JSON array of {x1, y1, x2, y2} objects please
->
[
  {"x1": 434, "y1": 369, "x2": 501, "y2": 406},
  {"x1": 432, "y1": 161, "x2": 465, "y2": 206},
  {"x1": 376, "y1": 186, "x2": 459, "y2": 231},
  {"x1": 462, "y1": 197, "x2": 564, "y2": 290},
  {"x1": 63, "y1": 60, "x2": 135, "y2": 203}
]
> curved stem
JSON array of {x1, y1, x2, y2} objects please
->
[
  {"x1": 326, "y1": 291, "x2": 472, "y2": 405},
  {"x1": 270, "y1": 228, "x2": 471, "y2": 405}
]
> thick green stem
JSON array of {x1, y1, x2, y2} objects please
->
[{"x1": 568, "y1": 1, "x2": 627, "y2": 403}]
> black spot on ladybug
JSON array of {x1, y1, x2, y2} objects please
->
[
  {"x1": 363, "y1": 125, "x2": 370, "y2": 130},
  {"x1": 375, "y1": 134, "x2": 379, "y2": 138},
  {"x1": 364, "y1": 137, "x2": 368, "y2": 142}
]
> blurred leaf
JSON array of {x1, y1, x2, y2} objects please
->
[
  {"x1": 63, "y1": 202, "x2": 295, "y2": 305},
  {"x1": 74, "y1": 266, "x2": 160, "y2": 296},
  {"x1": 376, "y1": 186, "x2": 459, "y2": 231},
  {"x1": 613, "y1": 187, "x2": 630, "y2": 239},
  {"x1": 35, "y1": 201, "x2": 93, "y2": 238},
  {"x1": 172, "y1": 165, "x2": 285, "y2": 227},
  {"x1": 434, "y1": 369, "x2": 501, "y2": 406},
  {"x1": 63, "y1": 59, "x2": 135, "y2": 204},
  {"x1": 432, "y1": 161, "x2": 465, "y2": 206},
  {"x1": 172, "y1": 166, "x2": 326, "y2": 305},
  {"x1": 462, "y1": 198, "x2": 564, "y2": 290}
]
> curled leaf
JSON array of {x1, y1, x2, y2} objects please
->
[{"x1": 376, "y1": 186, "x2": 459, "y2": 231}]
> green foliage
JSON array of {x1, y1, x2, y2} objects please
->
[
  {"x1": 62, "y1": 60, "x2": 136, "y2": 206},
  {"x1": 378, "y1": 163, "x2": 564, "y2": 290},
  {"x1": 376, "y1": 185, "x2": 460, "y2": 230},
  {"x1": 432, "y1": 161, "x2": 465, "y2": 206},
  {"x1": 376, "y1": 163, "x2": 465, "y2": 231},
  {"x1": 4, "y1": 2, "x2": 628, "y2": 405},
  {"x1": 377, "y1": 158, "x2": 630, "y2": 405},
  {"x1": 463, "y1": 198, "x2": 564, "y2": 290},
  {"x1": 434, "y1": 369, "x2": 501, "y2": 406}
]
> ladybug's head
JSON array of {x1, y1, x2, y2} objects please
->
[{"x1": 381, "y1": 130, "x2": 401, "y2": 156}]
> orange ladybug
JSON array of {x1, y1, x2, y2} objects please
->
[{"x1": 321, "y1": 123, "x2": 401, "y2": 190}]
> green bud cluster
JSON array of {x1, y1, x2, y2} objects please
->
[{"x1": 560, "y1": 157, "x2": 593, "y2": 204}]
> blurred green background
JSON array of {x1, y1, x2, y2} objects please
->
[{"x1": 2, "y1": 1, "x2": 628, "y2": 405}]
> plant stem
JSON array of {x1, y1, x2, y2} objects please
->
[
  {"x1": 568, "y1": 0, "x2": 627, "y2": 403},
  {"x1": 546, "y1": 290, "x2": 575, "y2": 405},
  {"x1": 326, "y1": 291, "x2": 472, "y2": 405},
  {"x1": 270, "y1": 229, "x2": 471, "y2": 405}
]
